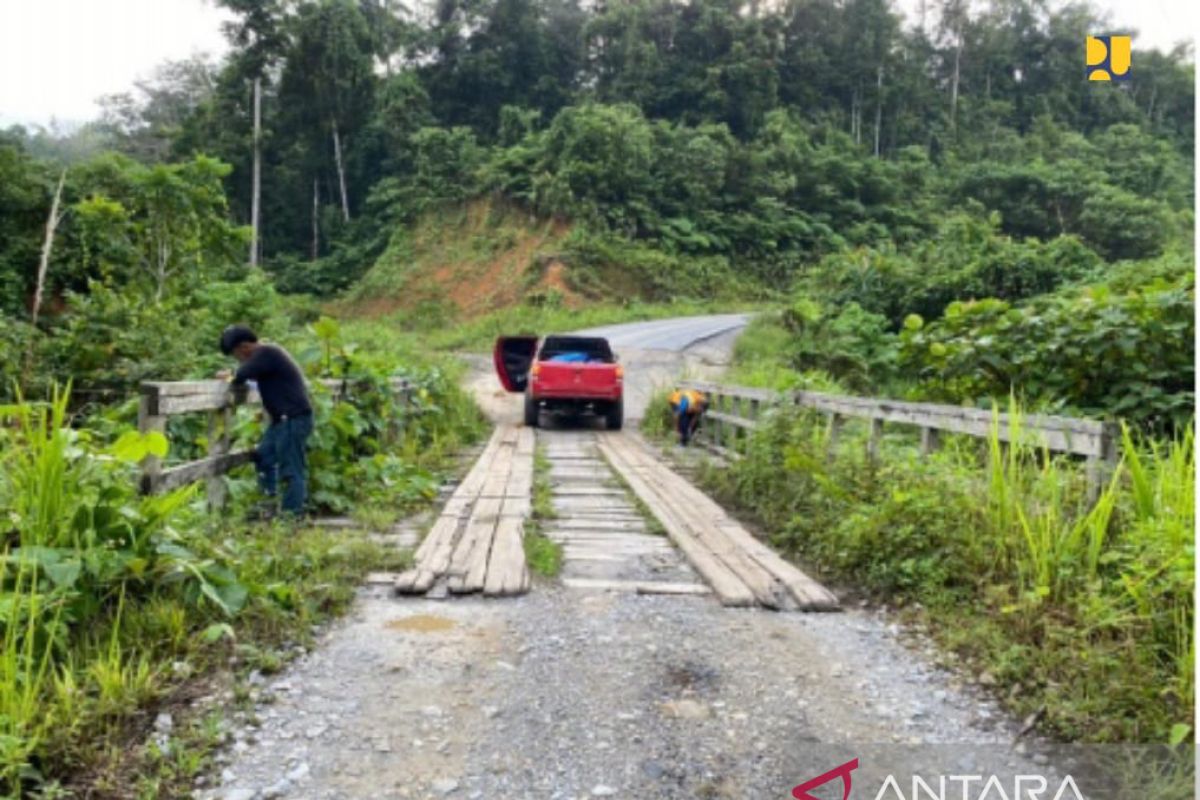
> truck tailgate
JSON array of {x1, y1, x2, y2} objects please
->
[{"x1": 534, "y1": 362, "x2": 621, "y2": 399}]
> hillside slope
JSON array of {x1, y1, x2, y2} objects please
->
[{"x1": 341, "y1": 199, "x2": 579, "y2": 320}]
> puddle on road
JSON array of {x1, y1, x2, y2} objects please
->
[{"x1": 386, "y1": 614, "x2": 457, "y2": 633}]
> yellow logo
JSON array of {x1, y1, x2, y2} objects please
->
[{"x1": 1087, "y1": 35, "x2": 1131, "y2": 81}]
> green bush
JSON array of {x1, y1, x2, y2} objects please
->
[
  {"x1": 900, "y1": 275, "x2": 1195, "y2": 432},
  {"x1": 695, "y1": 401, "x2": 1194, "y2": 742},
  {"x1": 800, "y1": 212, "x2": 1103, "y2": 328}
]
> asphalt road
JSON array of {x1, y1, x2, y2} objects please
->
[{"x1": 570, "y1": 313, "x2": 752, "y2": 352}]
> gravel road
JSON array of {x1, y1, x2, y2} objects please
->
[{"x1": 201, "y1": 316, "x2": 1040, "y2": 800}]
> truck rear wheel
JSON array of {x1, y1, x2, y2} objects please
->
[
  {"x1": 605, "y1": 398, "x2": 624, "y2": 431},
  {"x1": 524, "y1": 390, "x2": 539, "y2": 427}
]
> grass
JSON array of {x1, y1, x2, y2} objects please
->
[
  {"x1": 648, "y1": 381, "x2": 1194, "y2": 744},
  {"x1": 0, "y1": 314, "x2": 486, "y2": 796},
  {"x1": 524, "y1": 445, "x2": 563, "y2": 577}
]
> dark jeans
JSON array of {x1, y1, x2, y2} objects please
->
[
  {"x1": 255, "y1": 414, "x2": 314, "y2": 515},
  {"x1": 677, "y1": 410, "x2": 701, "y2": 445}
]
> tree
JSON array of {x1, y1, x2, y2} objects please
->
[
  {"x1": 280, "y1": 0, "x2": 377, "y2": 224},
  {"x1": 129, "y1": 156, "x2": 248, "y2": 302}
]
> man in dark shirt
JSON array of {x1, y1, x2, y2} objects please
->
[{"x1": 220, "y1": 325, "x2": 314, "y2": 518}]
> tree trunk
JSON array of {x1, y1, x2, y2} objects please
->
[
  {"x1": 332, "y1": 120, "x2": 350, "y2": 223},
  {"x1": 950, "y1": 27, "x2": 962, "y2": 134},
  {"x1": 155, "y1": 238, "x2": 171, "y2": 303},
  {"x1": 30, "y1": 170, "x2": 66, "y2": 329},
  {"x1": 249, "y1": 77, "x2": 262, "y2": 267},
  {"x1": 311, "y1": 176, "x2": 320, "y2": 261},
  {"x1": 873, "y1": 64, "x2": 884, "y2": 157}
]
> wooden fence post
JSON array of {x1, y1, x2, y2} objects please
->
[
  {"x1": 138, "y1": 388, "x2": 166, "y2": 495},
  {"x1": 867, "y1": 416, "x2": 883, "y2": 461},
  {"x1": 1086, "y1": 423, "x2": 1122, "y2": 503},
  {"x1": 920, "y1": 426, "x2": 940, "y2": 458},
  {"x1": 207, "y1": 405, "x2": 232, "y2": 510},
  {"x1": 827, "y1": 413, "x2": 843, "y2": 461}
]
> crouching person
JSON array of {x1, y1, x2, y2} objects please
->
[
  {"x1": 668, "y1": 388, "x2": 708, "y2": 447},
  {"x1": 219, "y1": 325, "x2": 314, "y2": 519}
]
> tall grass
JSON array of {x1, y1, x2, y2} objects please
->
[
  {"x1": 0, "y1": 388, "x2": 77, "y2": 790},
  {"x1": 674, "y1": 390, "x2": 1194, "y2": 742}
]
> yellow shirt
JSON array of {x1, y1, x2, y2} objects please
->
[{"x1": 668, "y1": 389, "x2": 706, "y2": 410}]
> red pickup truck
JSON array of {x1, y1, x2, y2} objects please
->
[{"x1": 494, "y1": 335, "x2": 624, "y2": 429}]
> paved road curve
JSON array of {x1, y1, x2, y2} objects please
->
[{"x1": 571, "y1": 313, "x2": 752, "y2": 351}]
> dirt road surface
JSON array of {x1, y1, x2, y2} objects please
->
[{"x1": 202, "y1": 317, "x2": 1028, "y2": 800}]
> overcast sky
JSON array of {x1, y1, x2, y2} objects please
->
[{"x1": 0, "y1": 0, "x2": 1195, "y2": 128}]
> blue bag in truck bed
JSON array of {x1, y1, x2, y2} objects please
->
[{"x1": 549, "y1": 352, "x2": 591, "y2": 363}]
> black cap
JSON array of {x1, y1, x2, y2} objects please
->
[{"x1": 220, "y1": 325, "x2": 258, "y2": 355}]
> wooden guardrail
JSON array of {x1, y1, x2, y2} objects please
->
[
  {"x1": 680, "y1": 379, "x2": 1120, "y2": 499},
  {"x1": 137, "y1": 377, "x2": 412, "y2": 508}
]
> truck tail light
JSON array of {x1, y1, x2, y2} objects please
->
[
  {"x1": 615, "y1": 365, "x2": 624, "y2": 380},
  {"x1": 530, "y1": 362, "x2": 541, "y2": 380}
]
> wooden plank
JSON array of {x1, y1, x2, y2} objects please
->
[
  {"x1": 447, "y1": 497, "x2": 501, "y2": 593},
  {"x1": 484, "y1": 517, "x2": 527, "y2": 596},
  {"x1": 597, "y1": 436, "x2": 755, "y2": 607},
  {"x1": 680, "y1": 379, "x2": 1109, "y2": 458},
  {"x1": 562, "y1": 577, "x2": 711, "y2": 596},
  {"x1": 611, "y1": 438, "x2": 792, "y2": 610},
  {"x1": 500, "y1": 497, "x2": 532, "y2": 518},
  {"x1": 155, "y1": 451, "x2": 254, "y2": 493},
  {"x1": 206, "y1": 407, "x2": 232, "y2": 510},
  {"x1": 605, "y1": 433, "x2": 839, "y2": 611},
  {"x1": 704, "y1": 411, "x2": 756, "y2": 431},
  {"x1": 642, "y1": 448, "x2": 835, "y2": 609},
  {"x1": 137, "y1": 396, "x2": 166, "y2": 495}
]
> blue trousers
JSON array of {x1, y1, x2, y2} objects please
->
[{"x1": 255, "y1": 415, "x2": 314, "y2": 515}]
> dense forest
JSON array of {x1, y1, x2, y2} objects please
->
[
  {"x1": 0, "y1": 0, "x2": 1194, "y2": 425},
  {"x1": 0, "y1": 0, "x2": 1195, "y2": 790}
]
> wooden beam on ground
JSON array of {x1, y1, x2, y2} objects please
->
[
  {"x1": 599, "y1": 433, "x2": 839, "y2": 611},
  {"x1": 597, "y1": 436, "x2": 755, "y2": 608}
]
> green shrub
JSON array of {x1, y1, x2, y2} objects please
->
[
  {"x1": 800, "y1": 212, "x2": 1102, "y2": 328},
  {"x1": 696, "y1": 401, "x2": 1194, "y2": 741},
  {"x1": 900, "y1": 275, "x2": 1195, "y2": 432}
]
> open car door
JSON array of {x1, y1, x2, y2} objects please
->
[{"x1": 493, "y1": 336, "x2": 539, "y2": 393}]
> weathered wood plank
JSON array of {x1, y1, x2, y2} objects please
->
[
  {"x1": 483, "y1": 517, "x2": 526, "y2": 596},
  {"x1": 603, "y1": 433, "x2": 839, "y2": 611},
  {"x1": 597, "y1": 436, "x2": 756, "y2": 608},
  {"x1": 608, "y1": 436, "x2": 793, "y2": 610},
  {"x1": 562, "y1": 577, "x2": 711, "y2": 596},
  {"x1": 154, "y1": 451, "x2": 255, "y2": 493},
  {"x1": 679, "y1": 379, "x2": 1115, "y2": 459},
  {"x1": 450, "y1": 497, "x2": 502, "y2": 593}
]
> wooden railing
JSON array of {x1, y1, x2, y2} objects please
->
[
  {"x1": 137, "y1": 377, "x2": 412, "y2": 508},
  {"x1": 680, "y1": 379, "x2": 1120, "y2": 499}
]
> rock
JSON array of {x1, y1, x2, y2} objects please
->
[
  {"x1": 482, "y1": 705, "x2": 501, "y2": 719},
  {"x1": 223, "y1": 790, "x2": 257, "y2": 800},
  {"x1": 660, "y1": 699, "x2": 710, "y2": 720},
  {"x1": 154, "y1": 712, "x2": 174, "y2": 733},
  {"x1": 261, "y1": 778, "x2": 290, "y2": 799},
  {"x1": 641, "y1": 761, "x2": 665, "y2": 779},
  {"x1": 305, "y1": 723, "x2": 328, "y2": 739},
  {"x1": 422, "y1": 705, "x2": 444, "y2": 718},
  {"x1": 592, "y1": 786, "x2": 618, "y2": 796},
  {"x1": 432, "y1": 777, "x2": 460, "y2": 794},
  {"x1": 978, "y1": 671, "x2": 998, "y2": 687},
  {"x1": 286, "y1": 762, "x2": 310, "y2": 782}
]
